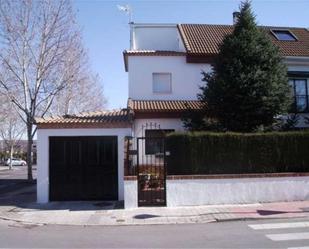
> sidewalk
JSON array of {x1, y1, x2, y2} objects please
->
[{"x1": 1, "y1": 200, "x2": 309, "y2": 226}]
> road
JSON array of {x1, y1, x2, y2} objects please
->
[
  {"x1": 0, "y1": 166, "x2": 36, "y2": 202},
  {"x1": 0, "y1": 165, "x2": 36, "y2": 180},
  {"x1": 1, "y1": 218, "x2": 309, "y2": 248}
]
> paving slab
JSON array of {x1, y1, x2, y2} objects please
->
[{"x1": 0, "y1": 200, "x2": 309, "y2": 226}]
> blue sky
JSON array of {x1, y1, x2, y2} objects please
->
[{"x1": 74, "y1": 0, "x2": 309, "y2": 109}]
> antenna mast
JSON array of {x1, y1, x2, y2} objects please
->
[{"x1": 117, "y1": 4, "x2": 134, "y2": 49}]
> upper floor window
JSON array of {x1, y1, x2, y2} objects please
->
[
  {"x1": 289, "y1": 79, "x2": 309, "y2": 113},
  {"x1": 152, "y1": 73, "x2": 172, "y2": 94},
  {"x1": 271, "y1": 30, "x2": 297, "y2": 41}
]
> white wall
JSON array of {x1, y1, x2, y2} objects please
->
[
  {"x1": 133, "y1": 25, "x2": 183, "y2": 51},
  {"x1": 128, "y1": 56, "x2": 212, "y2": 100},
  {"x1": 133, "y1": 118, "x2": 185, "y2": 138},
  {"x1": 124, "y1": 179, "x2": 138, "y2": 209},
  {"x1": 167, "y1": 177, "x2": 309, "y2": 207},
  {"x1": 37, "y1": 128, "x2": 132, "y2": 203}
]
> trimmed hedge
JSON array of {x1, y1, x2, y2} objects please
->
[{"x1": 166, "y1": 131, "x2": 309, "y2": 175}]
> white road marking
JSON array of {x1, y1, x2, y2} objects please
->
[
  {"x1": 249, "y1": 222, "x2": 309, "y2": 230},
  {"x1": 288, "y1": 247, "x2": 309, "y2": 249},
  {"x1": 266, "y1": 232, "x2": 309, "y2": 241}
]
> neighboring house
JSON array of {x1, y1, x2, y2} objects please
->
[{"x1": 35, "y1": 17, "x2": 309, "y2": 204}]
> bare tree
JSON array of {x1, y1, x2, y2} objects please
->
[
  {"x1": 51, "y1": 59, "x2": 107, "y2": 115},
  {"x1": 0, "y1": 0, "x2": 85, "y2": 180},
  {"x1": 0, "y1": 95, "x2": 25, "y2": 170}
]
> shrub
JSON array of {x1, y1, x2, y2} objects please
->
[{"x1": 166, "y1": 131, "x2": 309, "y2": 175}]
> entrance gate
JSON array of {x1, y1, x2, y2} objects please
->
[{"x1": 136, "y1": 136, "x2": 167, "y2": 207}]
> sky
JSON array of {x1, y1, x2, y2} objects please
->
[{"x1": 74, "y1": 0, "x2": 309, "y2": 109}]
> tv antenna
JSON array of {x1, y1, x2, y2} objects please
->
[
  {"x1": 117, "y1": 4, "x2": 133, "y2": 24},
  {"x1": 117, "y1": 4, "x2": 134, "y2": 49}
]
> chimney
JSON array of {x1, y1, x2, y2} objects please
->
[{"x1": 233, "y1": 11, "x2": 240, "y2": 25}]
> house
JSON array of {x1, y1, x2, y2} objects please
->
[{"x1": 35, "y1": 17, "x2": 309, "y2": 205}]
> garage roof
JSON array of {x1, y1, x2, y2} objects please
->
[{"x1": 35, "y1": 109, "x2": 132, "y2": 129}]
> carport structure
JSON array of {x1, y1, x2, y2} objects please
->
[{"x1": 35, "y1": 109, "x2": 132, "y2": 203}]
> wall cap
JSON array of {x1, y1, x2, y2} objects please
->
[{"x1": 167, "y1": 172, "x2": 309, "y2": 180}]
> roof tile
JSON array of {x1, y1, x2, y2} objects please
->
[
  {"x1": 178, "y1": 24, "x2": 309, "y2": 57},
  {"x1": 127, "y1": 99, "x2": 204, "y2": 113},
  {"x1": 35, "y1": 109, "x2": 132, "y2": 126}
]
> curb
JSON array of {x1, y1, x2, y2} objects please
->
[
  {"x1": 0, "y1": 213, "x2": 308, "y2": 227},
  {"x1": 214, "y1": 215, "x2": 309, "y2": 223},
  {"x1": 0, "y1": 214, "x2": 216, "y2": 226}
]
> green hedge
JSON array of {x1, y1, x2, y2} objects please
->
[{"x1": 166, "y1": 131, "x2": 309, "y2": 175}]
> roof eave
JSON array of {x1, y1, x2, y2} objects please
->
[{"x1": 36, "y1": 122, "x2": 132, "y2": 129}]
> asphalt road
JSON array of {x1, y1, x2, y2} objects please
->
[
  {"x1": 0, "y1": 165, "x2": 36, "y2": 180},
  {"x1": 0, "y1": 165, "x2": 36, "y2": 206},
  {"x1": 1, "y1": 218, "x2": 309, "y2": 248}
]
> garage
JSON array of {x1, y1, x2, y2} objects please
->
[
  {"x1": 49, "y1": 136, "x2": 118, "y2": 201},
  {"x1": 35, "y1": 109, "x2": 132, "y2": 203}
]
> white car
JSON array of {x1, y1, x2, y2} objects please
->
[{"x1": 5, "y1": 158, "x2": 27, "y2": 166}]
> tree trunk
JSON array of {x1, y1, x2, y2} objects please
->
[
  {"x1": 26, "y1": 124, "x2": 33, "y2": 181},
  {"x1": 9, "y1": 145, "x2": 13, "y2": 170}
]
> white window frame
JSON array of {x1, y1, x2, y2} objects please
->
[{"x1": 152, "y1": 73, "x2": 172, "y2": 94}]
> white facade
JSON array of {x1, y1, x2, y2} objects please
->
[
  {"x1": 37, "y1": 128, "x2": 131, "y2": 203},
  {"x1": 128, "y1": 55, "x2": 212, "y2": 100},
  {"x1": 132, "y1": 24, "x2": 184, "y2": 51}
]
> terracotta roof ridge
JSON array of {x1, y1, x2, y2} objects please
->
[
  {"x1": 129, "y1": 99, "x2": 201, "y2": 102},
  {"x1": 124, "y1": 50, "x2": 186, "y2": 54},
  {"x1": 181, "y1": 23, "x2": 233, "y2": 27},
  {"x1": 180, "y1": 23, "x2": 309, "y2": 30},
  {"x1": 76, "y1": 109, "x2": 125, "y2": 116}
]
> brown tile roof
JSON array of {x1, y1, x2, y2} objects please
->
[
  {"x1": 35, "y1": 109, "x2": 132, "y2": 129},
  {"x1": 178, "y1": 24, "x2": 309, "y2": 57},
  {"x1": 127, "y1": 99, "x2": 204, "y2": 113}
]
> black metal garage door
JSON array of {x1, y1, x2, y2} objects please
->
[{"x1": 49, "y1": 136, "x2": 118, "y2": 201}]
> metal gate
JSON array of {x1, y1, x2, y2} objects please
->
[{"x1": 136, "y1": 136, "x2": 167, "y2": 207}]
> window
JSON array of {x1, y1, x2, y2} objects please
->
[
  {"x1": 152, "y1": 73, "x2": 172, "y2": 93},
  {"x1": 271, "y1": 30, "x2": 297, "y2": 41},
  {"x1": 145, "y1": 129, "x2": 174, "y2": 155},
  {"x1": 289, "y1": 79, "x2": 309, "y2": 113}
]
